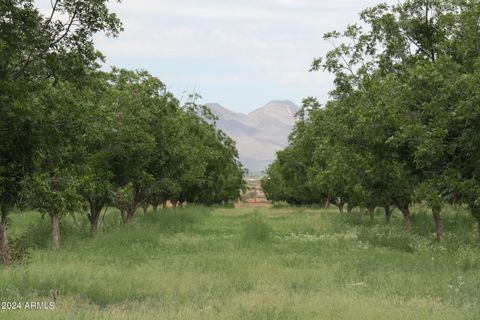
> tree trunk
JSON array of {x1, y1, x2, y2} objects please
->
[
  {"x1": 432, "y1": 206, "x2": 444, "y2": 241},
  {"x1": 347, "y1": 204, "x2": 354, "y2": 214},
  {"x1": 359, "y1": 207, "x2": 365, "y2": 216},
  {"x1": 477, "y1": 222, "x2": 480, "y2": 247},
  {"x1": 162, "y1": 200, "x2": 167, "y2": 209},
  {"x1": 397, "y1": 205, "x2": 412, "y2": 231},
  {"x1": 469, "y1": 206, "x2": 480, "y2": 246},
  {"x1": 153, "y1": 204, "x2": 158, "y2": 213},
  {"x1": 89, "y1": 208, "x2": 100, "y2": 236},
  {"x1": 330, "y1": 198, "x2": 343, "y2": 213},
  {"x1": 337, "y1": 204, "x2": 344, "y2": 213},
  {"x1": 90, "y1": 218, "x2": 98, "y2": 235},
  {"x1": 123, "y1": 208, "x2": 136, "y2": 225},
  {"x1": 0, "y1": 223, "x2": 7, "y2": 264},
  {"x1": 88, "y1": 199, "x2": 104, "y2": 236},
  {"x1": 384, "y1": 205, "x2": 392, "y2": 224},
  {"x1": 51, "y1": 214, "x2": 61, "y2": 250},
  {"x1": 120, "y1": 209, "x2": 127, "y2": 223},
  {"x1": 0, "y1": 208, "x2": 9, "y2": 264},
  {"x1": 172, "y1": 200, "x2": 178, "y2": 208},
  {"x1": 368, "y1": 207, "x2": 375, "y2": 220}
]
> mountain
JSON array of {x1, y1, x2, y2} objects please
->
[{"x1": 206, "y1": 100, "x2": 300, "y2": 173}]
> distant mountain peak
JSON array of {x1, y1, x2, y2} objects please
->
[
  {"x1": 207, "y1": 103, "x2": 239, "y2": 116},
  {"x1": 249, "y1": 100, "x2": 299, "y2": 116},
  {"x1": 206, "y1": 100, "x2": 299, "y2": 172}
]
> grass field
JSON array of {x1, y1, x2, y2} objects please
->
[{"x1": 0, "y1": 205, "x2": 479, "y2": 319}]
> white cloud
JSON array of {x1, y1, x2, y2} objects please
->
[
  {"x1": 211, "y1": 29, "x2": 270, "y2": 50},
  {"x1": 39, "y1": 0, "x2": 398, "y2": 112}
]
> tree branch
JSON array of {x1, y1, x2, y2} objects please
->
[
  {"x1": 10, "y1": 3, "x2": 78, "y2": 80},
  {"x1": 45, "y1": 0, "x2": 60, "y2": 27}
]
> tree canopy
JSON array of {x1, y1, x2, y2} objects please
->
[
  {"x1": 1, "y1": 1, "x2": 246, "y2": 259},
  {"x1": 262, "y1": 0, "x2": 480, "y2": 243}
]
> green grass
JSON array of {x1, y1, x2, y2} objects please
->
[
  {"x1": 240, "y1": 212, "x2": 272, "y2": 243},
  {"x1": 0, "y1": 206, "x2": 479, "y2": 319}
]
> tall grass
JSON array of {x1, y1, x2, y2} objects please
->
[
  {"x1": 0, "y1": 206, "x2": 479, "y2": 319},
  {"x1": 271, "y1": 201, "x2": 290, "y2": 209},
  {"x1": 240, "y1": 213, "x2": 272, "y2": 243}
]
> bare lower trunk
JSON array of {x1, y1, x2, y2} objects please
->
[
  {"x1": 90, "y1": 219, "x2": 98, "y2": 235},
  {"x1": 51, "y1": 214, "x2": 61, "y2": 250},
  {"x1": 88, "y1": 200, "x2": 104, "y2": 236},
  {"x1": 384, "y1": 205, "x2": 392, "y2": 224},
  {"x1": 89, "y1": 207, "x2": 100, "y2": 235},
  {"x1": 153, "y1": 204, "x2": 158, "y2": 213},
  {"x1": 469, "y1": 206, "x2": 480, "y2": 246},
  {"x1": 337, "y1": 204, "x2": 344, "y2": 213},
  {"x1": 117, "y1": 186, "x2": 144, "y2": 224},
  {"x1": 477, "y1": 221, "x2": 480, "y2": 246},
  {"x1": 368, "y1": 207, "x2": 375, "y2": 220},
  {"x1": 172, "y1": 200, "x2": 178, "y2": 208},
  {"x1": 0, "y1": 216, "x2": 9, "y2": 264},
  {"x1": 0, "y1": 207, "x2": 9, "y2": 263},
  {"x1": 121, "y1": 214, "x2": 129, "y2": 225},
  {"x1": 331, "y1": 198, "x2": 344, "y2": 213},
  {"x1": 432, "y1": 206, "x2": 444, "y2": 241},
  {"x1": 119, "y1": 201, "x2": 140, "y2": 225},
  {"x1": 397, "y1": 205, "x2": 412, "y2": 231},
  {"x1": 123, "y1": 208, "x2": 136, "y2": 225},
  {"x1": 162, "y1": 200, "x2": 167, "y2": 209},
  {"x1": 477, "y1": 222, "x2": 480, "y2": 247},
  {"x1": 347, "y1": 204, "x2": 354, "y2": 214},
  {"x1": 0, "y1": 223, "x2": 6, "y2": 254}
]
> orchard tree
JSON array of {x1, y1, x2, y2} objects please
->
[
  {"x1": 308, "y1": 23, "x2": 418, "y2": 226},
  {"x1": 262, "y1": 0, "x2": 480, "y2": 243},
  {"x1": 22, "y1": 80, "x2": 89, "y2": 249},
  {"x1": 261, "y1": 160, "x2": 287, "y2": 203},
  {"x1": 102, "y1": 69, "x2": 159, "y2": 224},
  {"x1": 307, "y1": 0, "x2": 480, "y2": 237},
  {"x1": 0, "y1": 0, "x2": 121, "y2": 258},
  {"x1": 72, "y1": 71, "x2": 115, "y2": 235},
  {"x1": 169, "y1": 99, "x2": 245, "y2": 206},
  {"x1": 357, "y1": 0, "x2": 480, "y2": 239}
]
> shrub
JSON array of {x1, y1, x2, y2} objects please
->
[
  {"x1": 0, "y1": 236, "x2": 31, "y2": 265},
  {"x1": 241, "y1": 214, "x2": 272, "y2": 243},
  {"x1": 8, "y1": 237, "x2": 31, "y2": 264}
]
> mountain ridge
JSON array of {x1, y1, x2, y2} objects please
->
[{"x1": 206, "y1": 100, "x2": 299, "y2": 173}]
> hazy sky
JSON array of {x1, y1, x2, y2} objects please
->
[{"x1": 67, "y1": 1, "x2": 397, "y2": 113}]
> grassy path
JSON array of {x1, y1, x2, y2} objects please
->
[{"x1": 0, "y1": 206, "x2": 479, "y2": 319}]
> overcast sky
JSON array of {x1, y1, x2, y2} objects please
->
[{"x1": 93, "y1": 1, "x2": 394, "y2": 113}]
